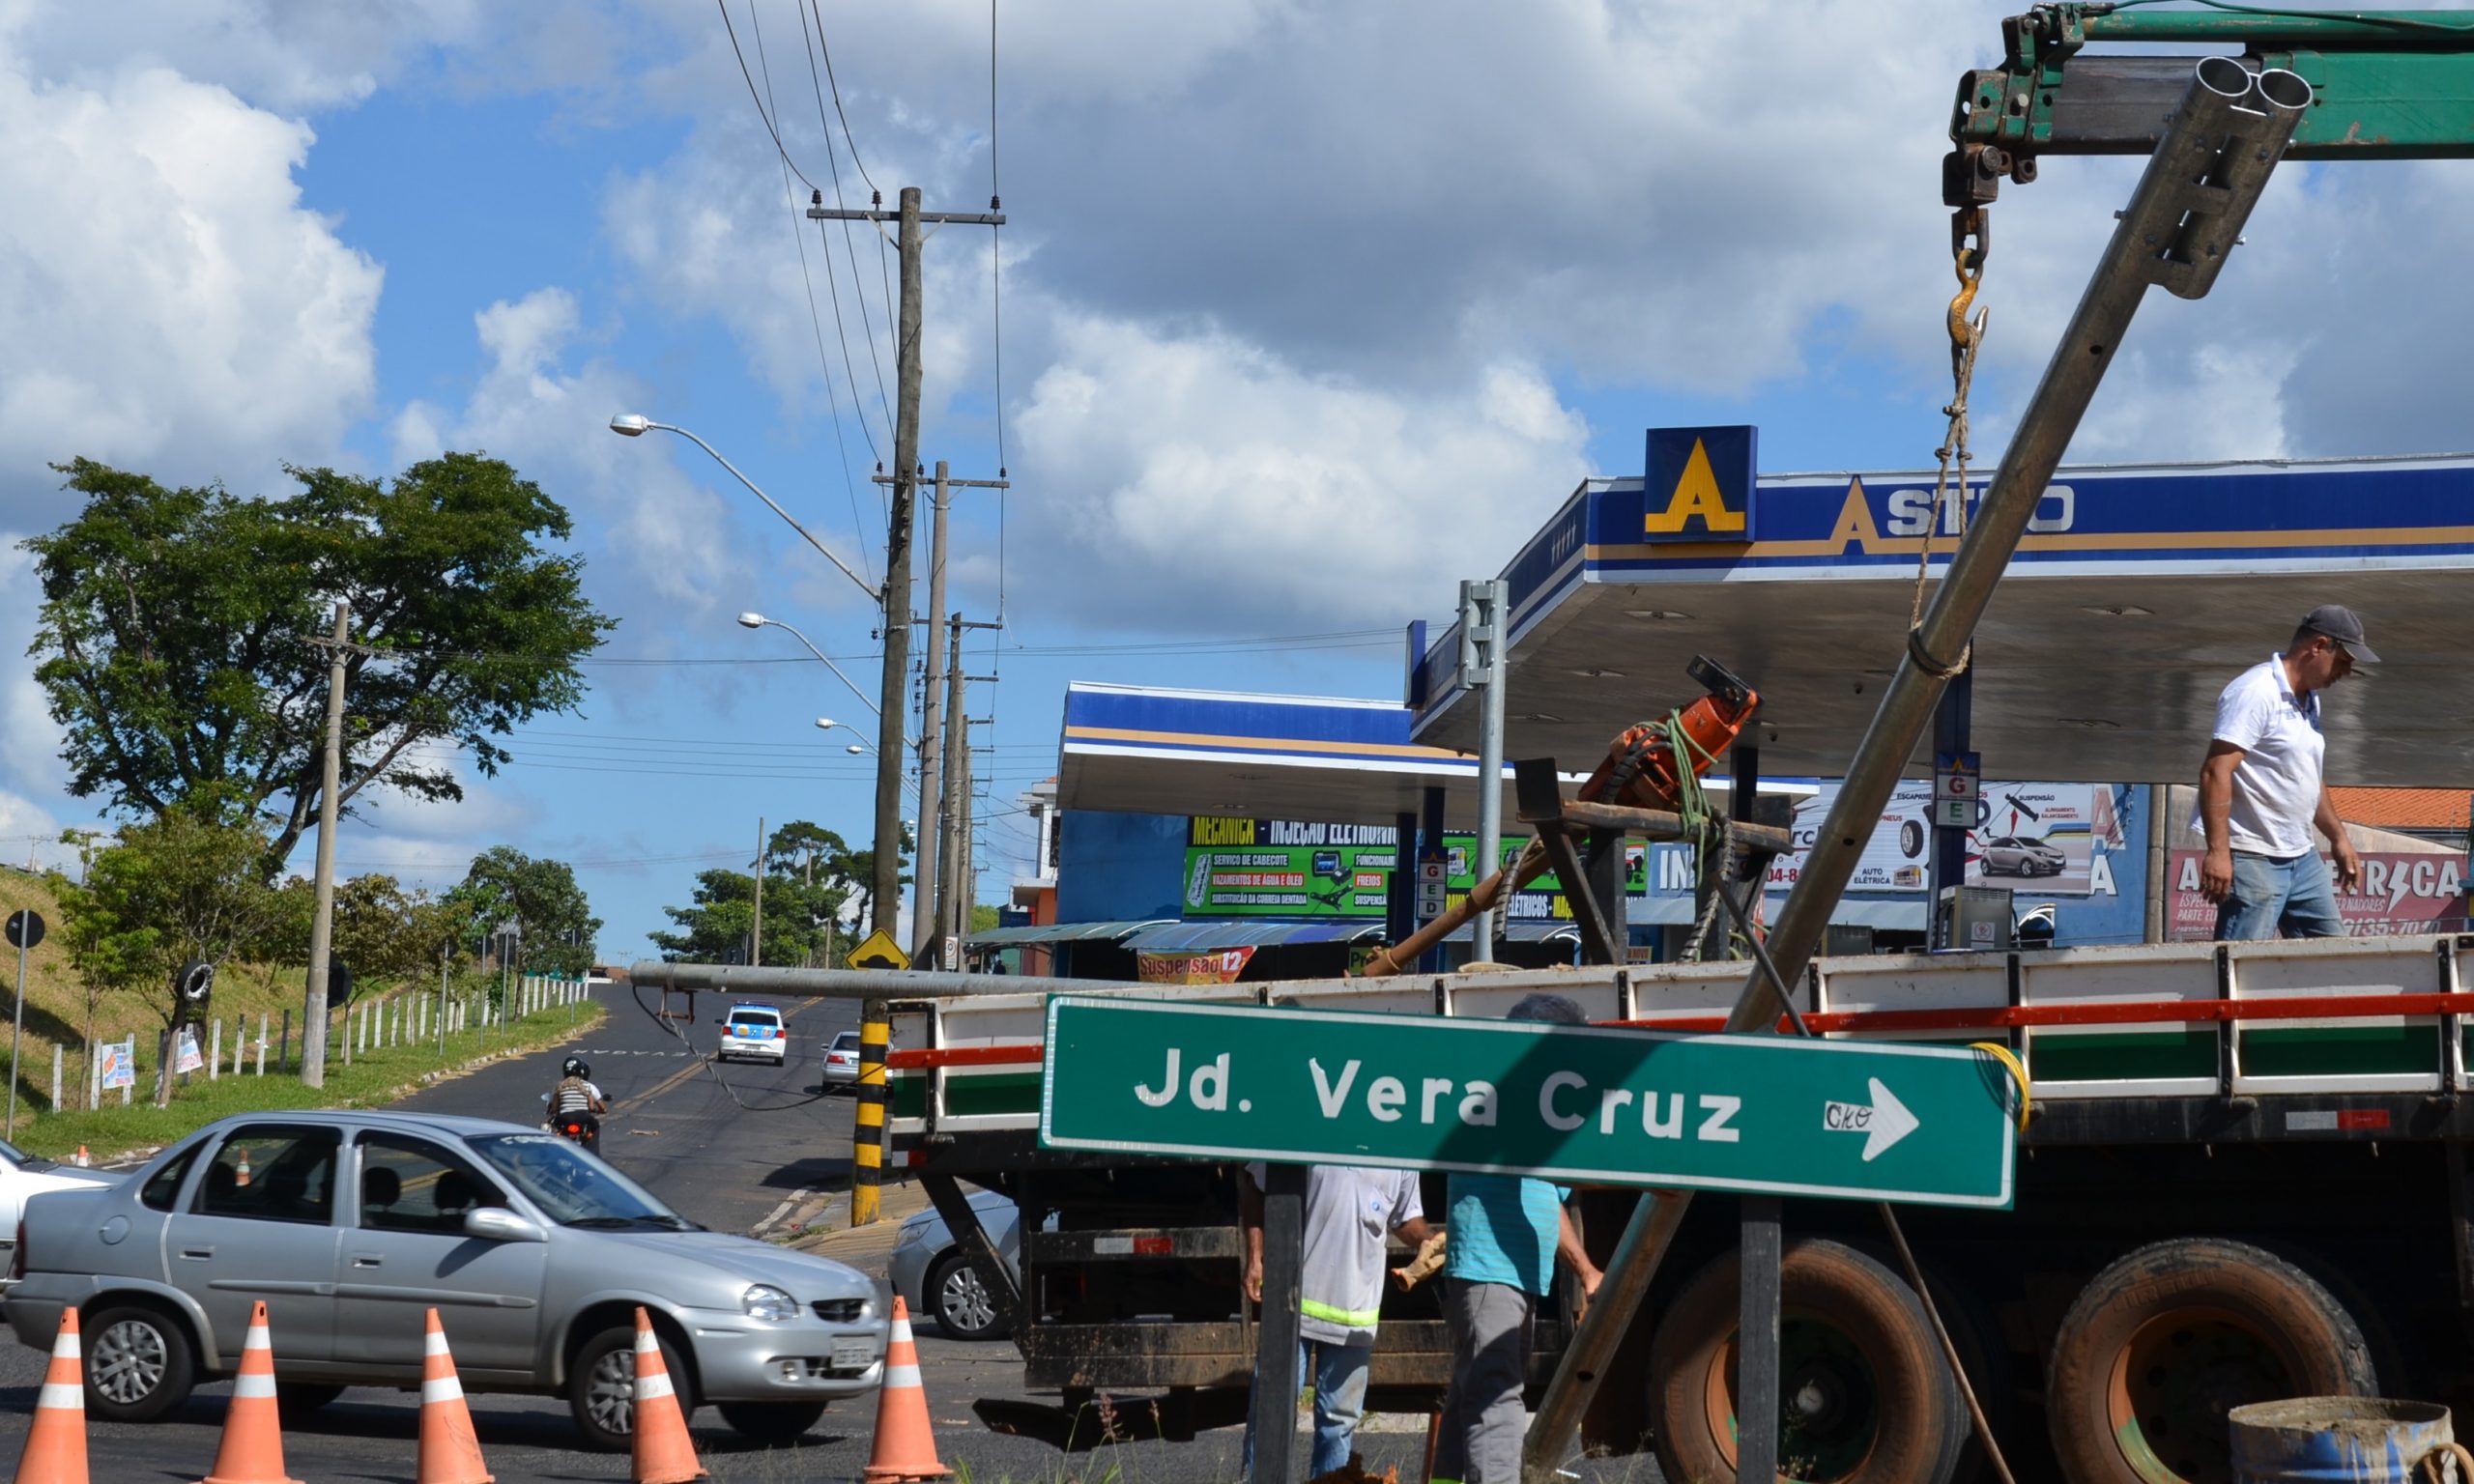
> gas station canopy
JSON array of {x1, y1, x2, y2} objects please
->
[{"x1": 1411, "y1": 440, "x2": 2474, "y2": 788}]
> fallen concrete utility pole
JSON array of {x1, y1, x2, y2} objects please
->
[{"x1": 1520, "y1": 55, "x2": 2312, "y2": 1481}]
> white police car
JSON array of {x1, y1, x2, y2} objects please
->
[{"x1": 716, "y1": 1003, "x2": 789, "y2": 1065}]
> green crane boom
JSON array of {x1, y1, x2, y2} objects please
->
[{"x1": 1949, "y1": 3, "x2": 2474, "y2": 206}]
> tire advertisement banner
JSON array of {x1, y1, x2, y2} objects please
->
[
  {"x1": 2165, "y1": 850, "x2": 2469, "y2": 941},
  {"x1": 1771, "y1": 782, "x2": 2118, "y2": 897},
  {"x1": 1182, "y1": 817, "x2": 1647, "y2": 922}
]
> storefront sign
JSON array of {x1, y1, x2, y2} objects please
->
[
  {"x1": 2166, "y1": 850, "x2": 2469, "y2": 941},
  {"x1": 1774, "y1": 782, "x2": 2117, "y2": 897},
  {"x1": 1136, "y1": 947, "x2": 1256, "y2": 985}
]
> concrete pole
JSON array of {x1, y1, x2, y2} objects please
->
[
  {"x1": 911, "y1": 463, "x2": 950, "y2": 960},
  {"x1": 938, "y1": 620, "x2": 967, "y2": 960},
  {"x1": 1466, "y1": 580, "x2": 1510, "y2": 960},
  {"x1": 873, "y1": 186, "x2": 924, "y2": 939},
  {"x1": 753, "y1": 815, "x2": 765, "y2": 968},
  {"x1": 302, "y1": 601, "x2": 349, "y2": 1089}
]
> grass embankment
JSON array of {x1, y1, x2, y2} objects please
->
[{"x1": 0, "y1": 864, "x2": 604, "y2": 1161}]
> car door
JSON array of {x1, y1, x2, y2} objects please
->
[
  {"x1": 331, "y1": 1131, "x2": 547, "y2": 1381},
  {"x1": 160, "y1": 1123, "x2": 341, "y2": 1366}
]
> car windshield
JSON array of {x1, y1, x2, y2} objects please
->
[
  {"x1": 464, "y1": 1132, "x2": 700, "y2": 1230},
  {"x1": 0, "y1": 1135, "x2": 27, "y2": 1164}
]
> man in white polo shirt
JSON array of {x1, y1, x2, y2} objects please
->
[{"x1": 2195, "y1": 604, "x2": 2374, "y2": 939}]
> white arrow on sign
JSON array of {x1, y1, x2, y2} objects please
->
[{"x1": 1822, "y1": 1077, "x2": 1922, "y2": 1162}]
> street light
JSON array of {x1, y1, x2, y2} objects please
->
[
  {"x1": 611, "y1": 414, "x2": 879, "y2": 604},
  {"x1": 819, "y1": 718, "x2": 876, "y2": 756},
  {"x1": 737, "y1": 613, "x2": 904, "y2": 736}
]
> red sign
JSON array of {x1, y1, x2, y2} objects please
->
[
  {"x1": 1135, "y1": 947, "x2": 1257, "y2": 985},
  {"x1": 2166, "y1": 850, "x2": 2469, "y2": 941}
]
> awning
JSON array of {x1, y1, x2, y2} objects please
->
[
  {"x1": 966, "y1": 918, "x2": 1173, "y2": 948},
  {"x1": 1123, "y1": 921, "x2": 1389, "y2": 954}
]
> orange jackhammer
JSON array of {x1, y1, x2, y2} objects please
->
[{"x1": 1359, "y1": 655, "x2": 1759, "y2": 977}]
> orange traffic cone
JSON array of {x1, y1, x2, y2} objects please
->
[
  {"x1": 628, "y1": 1307, "x2": 705, "y2": 1484},
  {"x1": 13, "y1": 1306, "x2": 87, "y2": 1484},
  {"x1": 863, "y1": 1297, "x2": 951, "y2": 1482},
  {"x1": 72, "y1": 1146, "x2": 90, "y2": 1169},
  {"x1": 200, "y1": 1300, "x2": 302, "y2": 1484},
  {"x1": 417, "y1": 1309, "x2": 493, "y2": 1484}
]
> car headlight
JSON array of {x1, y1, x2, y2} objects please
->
[
  {"x1": 892, "y1": 1220, "x2": 931, "y2": 1251},
  {"x1": 741, "y1": 1284, "x2": 800, "y2": 1322}
]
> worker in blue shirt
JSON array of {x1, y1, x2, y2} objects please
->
[{"x1": 1431, "y1": 993, "x2": 1602, "y2": 1484}]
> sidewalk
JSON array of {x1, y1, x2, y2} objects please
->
[{"x1": 780, "y1": 1176, "x2": 933, "y2": 1275}]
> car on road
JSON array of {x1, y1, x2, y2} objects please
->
[
  {"x1": 716, "y1": 1002, "x2": 788, "y2": 1065},
  {"x1": 1981, "y1": 834, "x2": 2068, "y2": 877},
  {"x1": 889, "y1": 1184, "x2": 1021, "y2": 1341},
  {"x1": 2, "y1": 1110, "x2": 886, "y2": 1450},
  {"x1": 0, "y1": 1139, "x2": 117, "y2": 1285},
  {"x1": 821, "y1": 1030, "x2": 862, "y2": 1088}
]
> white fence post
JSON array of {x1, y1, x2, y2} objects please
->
[
  {"x1": 209, "y1": 1019, "x2": 221, "y2": 1082},
  {"x1": 257, "y1": 1013, "x2": 269, "y2": 1075}
]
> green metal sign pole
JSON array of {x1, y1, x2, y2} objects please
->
[{"x1": 1040, "y1": 998, "x2": 2017, "y2": 1209}]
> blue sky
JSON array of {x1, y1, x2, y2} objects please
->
[{"x1": 4, "y1": 2, "x2": 2469, "y2": 961}]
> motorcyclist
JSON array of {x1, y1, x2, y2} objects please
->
[{"x1": 545, "y1": 1055, "x2": 606, "y2": 1153}]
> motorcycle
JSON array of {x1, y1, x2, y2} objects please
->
[{"x1": 539, "y1": 1093, "x2": 602, "y2": 1155}]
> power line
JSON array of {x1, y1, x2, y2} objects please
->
[
  {"x1": 791, "y1": 3, "x2": 888, "y2": 475},
  {"x1": 750, "y1": 0, "x2": 877, "y2": 589},
  {"x1": 717, "y1": 0, "x2": 816, "y2": 191},
  {"x1": 803, "y1": 0, "x2": 878, "y2": 195},
  {"x1": 799, "y1": 0, "x2": 897, "y2": 449}
]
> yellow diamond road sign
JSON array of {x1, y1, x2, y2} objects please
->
[{"x1": 848, "y1": 929, "x2": 909, "y2": 971}]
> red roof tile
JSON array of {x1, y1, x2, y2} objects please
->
[{"x1": 2330, "y1": 787, "x2": 2470, "y2": 831}]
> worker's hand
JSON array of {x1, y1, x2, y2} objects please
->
[
  {"x1": 1579, "y1": 1262, "x2": 1602, "y2": 1301},
  {"x1": 1245, "y1": 1257, "x2": 1263, "y2": 1305},
  {"x1": 2200, "y1": 846, "x2": 2235, "y2": 903},
  {"x1": 2332, "y1": 842, "x2": 2364, "y2": 896}
]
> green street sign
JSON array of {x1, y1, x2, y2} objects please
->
[{"x1": 1040, "y1": 997, "x2": 2016, "y2": 1210}]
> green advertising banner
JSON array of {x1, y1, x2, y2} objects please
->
[
  {"x1": 1181, "y1": 817, "x2": 1654, "y2": 922},
  {"x1": 1041, "y1": 997, "x2": 2017, "y2": 1208}
]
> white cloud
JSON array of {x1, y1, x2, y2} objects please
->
[{"x1": 1014, "y1": 314, "x2": 1590, "y2": 630}]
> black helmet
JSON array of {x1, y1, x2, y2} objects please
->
[{"x1": 561, "y1": 1055, "x2": 589, "y2": 1079}]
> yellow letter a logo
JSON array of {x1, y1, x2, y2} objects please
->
[{"x1": 1644, "y1": 439, "x2": 1745, "y2": 535}]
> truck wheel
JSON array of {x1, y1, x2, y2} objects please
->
[
  {"x1": 2045, "y1": 1237, "x2": 2376, "y2": 1484},
  {"x1": 568, "y1": 1321, "x2": 696, "y2": 1452},
  {"x1": 1915, "y1": 1262, "x2": 2012, "y2": 1484},
  {"x1": 1649, "y1": 1239, "x2": 1965, "y2": 1483},
  {"x1": 83, "y1": 1301, "x2": 197, "y2": 1423}
]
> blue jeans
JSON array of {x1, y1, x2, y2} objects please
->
[
  {"x1": 1242, "y1": 1337, "x2": 1371, "y2": 1480},
  {"x1": 2216, "y1": 848, "x2": 2345, "y2": 940}
]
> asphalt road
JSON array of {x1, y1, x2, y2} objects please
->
[{"x1": 0, "y1": 985, "x2": 1632, "y2": 1482}]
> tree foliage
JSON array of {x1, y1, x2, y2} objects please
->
[
  {"x1": 50, "y1": 803, "x2": 289, "y2": 1032},
  {"x1": 22, "y1": 454, "x2": 615, "y2": 859},
  {"x1": 444, "y1": 846, "x2": 600, "y2": 978},
  {"x1": 333, "y1": 873, "x2": 454, "y2": 988},
  {"x1": 651, "y1": 820, "x2": 864, "y2": 966}
]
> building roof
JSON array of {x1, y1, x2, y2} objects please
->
[{"x1": 2328, "y1": 787, "x2": 2469, "y2": 832}]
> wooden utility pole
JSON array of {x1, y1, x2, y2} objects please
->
[
  {"x1": 937, "y1": 621, "x2": 966, "y2": 961},
  {"x1": 302, "y1": 601, "x2": 349, "y2": 1089},
  {"x1": 807, "y1": 187, "x2": 1005, "y2": 941}
]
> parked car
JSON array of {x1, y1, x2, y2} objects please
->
[
  {"x1": 2, "y1": 1111, "x2": 885, "y2": 1449},
  {"x1": 715, "y1": 1002, "x2": 788, "y2": 1065},
  {"x1": 821, "y1": 1030, "x2": 862, "y2": 1088},
  {"x1": 1981, "y1": 835, "x2": 2068, "y2": 877},
  {"x1": 889, "y1": 1185, "x2": 1021, "y2": 1341},
  {"x1": 0, "y1": 1139, "x2": 118, "y2": 1286}
]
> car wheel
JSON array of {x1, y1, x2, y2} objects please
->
[
  {"x1": 929, "y1": 1250, "x2": 1010, "y2": 1341},
  {"x1": 277, "y1": 1383, "x2": 347, "y2": 1420},
  {"x1": 83, "y1": 1302, "x2": 197, "y2": 1423},
  {"x1": 1899, "y1": 819, "x2": 1925, "y2": 859},
  {"x1": 717, "y1": 1400, "x2": 827, "y2": 1443},
  {"x1": 568, "y1": 1321, "x2": 695, "y2": 1453}
]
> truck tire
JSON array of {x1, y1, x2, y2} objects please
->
[
  {"x1": 1915, "y1": 1261, "x2": 2012, "y2": 1484},
  {"x1": 1649, "y1": 1239, "x2": 1966, "y2": 1484},
  {"x1": 2045, "y1": 1237, "x2": 2377, "y2": 1484}
]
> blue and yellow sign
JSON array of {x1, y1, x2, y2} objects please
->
[{"x1": 1643, "y1": 426, "x2": 1756, "y2": 542}]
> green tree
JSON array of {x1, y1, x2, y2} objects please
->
[
  {"x1": 51, "y1": 803, "x2": 289, "y2": 1104},
  {"x1": 970, "y1": 903, "x2": 1002, "y2": 933},
  {"x1": 766, "y1": 820, "x2": 858, "y2": 966},
  {"x1": 333, "y1": 874, "x2": 451, "y2": 990},
  {"x1": 445, "y1": 846, "x2": 600, "y2": 978},
  {"x1": 22, "y1": 454, "x2": 615, "y2": 860}
]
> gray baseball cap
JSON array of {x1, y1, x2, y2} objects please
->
[{"x1": 2301, "y1": 604, "x2": 2378, "y2": 666}]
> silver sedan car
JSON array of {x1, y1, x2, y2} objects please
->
[
  {"x1": 3, "y1": 1110, "x2": 886, "y2": 1450},
  {"x1": 888, "y1": 1185, "x2": 1021, "y2": 1341}
]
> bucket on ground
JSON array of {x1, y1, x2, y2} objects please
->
[{"x1": 2229, "y1": 1397, "x2": 2455, "y2": 1484}]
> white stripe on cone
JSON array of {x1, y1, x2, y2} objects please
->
[
  {"x1": 37, "y1": 1381, "x2": 82, "y2": 1409},
  {"x1": 422, "y1": 1375, "x2": 465, "y2": 1404},
  {"x1": 48, "y1": 1333, "x2": 80, "y2": 1362},
  {"x1": 636, "y1": 1370, "x2": 675, "y2": 1401},
  {"x1": 233, "y1": 1371, "x2": 277, "y2": 1399},
  {"x1": 884, "y1": 1364, "x2": 923, "y2": 1388},
  {"x1": 425, "y1": 1329, "x2": 451, "y2": 1356}
]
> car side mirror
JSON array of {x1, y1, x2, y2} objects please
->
[{"x1": 463, "y1": 1207, "x2": 546, "y2": 1243}]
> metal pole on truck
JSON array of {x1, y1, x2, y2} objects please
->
[
  {"x1": 1463, "y1": 580, "x2": 1510, "y2": 959},
  {"x1": 1520, "y1": 59, "x2": 2312, "y2": 1481}
]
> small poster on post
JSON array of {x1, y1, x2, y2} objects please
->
[
  {"x1": 97, "y1": 1039, "x2": 136, "y2": 1091},
  {"x1": 174, "y1": 1028, "x2": 205, "y2": 1075}
]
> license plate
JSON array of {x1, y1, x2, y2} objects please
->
[{"x1": 831, "y1": 1337, "x2": 875, "y2": 1369}]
